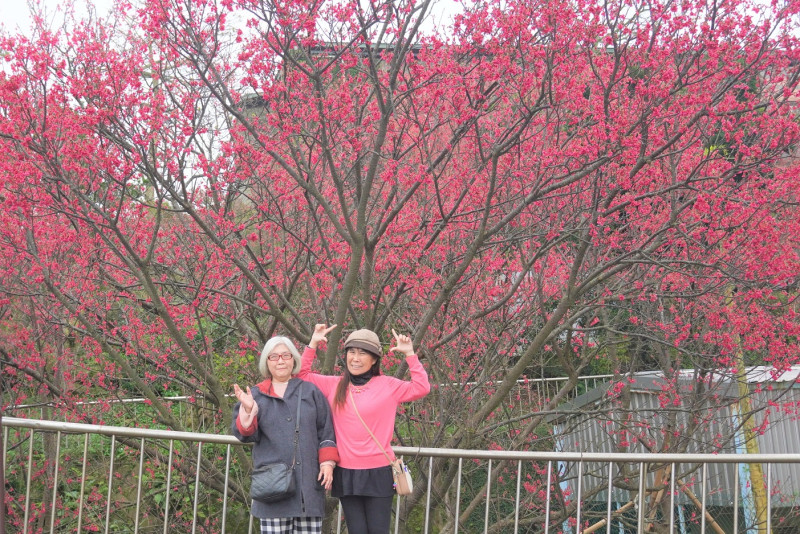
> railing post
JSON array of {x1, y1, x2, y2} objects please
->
[
  {"x1": 545, "y1": 460, "x2": 552, "y2": 534},
  {"x1": 576, "y1": 460, "x2": 583, "y2": 532},
  {"x1": 222, "y1": 443, "x2": 230, "y2": 534},
  {"x1": 606, "y1": 461, "x2": 613, "y2": 534},
  {"x1": 454, "y1": 457, "x2": 463, "y2": 534},
  {"x1": 192, "y1": 441, "x2": 202, "y2": 534},
  {"x1": 23, "y1": 429, "x2": 33, "y2": 534},
  {"x1": 49, "y1": 431, "x2": 61, "y2": 534},
  {"x1": 135, "y1": 438, "x2": 145, "y2": 534},
  {"x1": 514, "y1": 460, "x2": 522, "y2": 534},
  {"x1": 163, "y1": 440, "x2": 174, "y2": 534},
  {"x1": 77, "y1": 433, "x2": 89, "y2": 532},
  {"x1": 637, "y1": 462, "x2": 645, "y2": 534},
  {"x1": 104, "y1": 435, "x2": 116, "y2": 534},
  {"x1": 484, "y1": 458, "x2": 492, "y2": 533},
  {"x1": 424, "y1": 456, "x2": 433, "y2": 534}
]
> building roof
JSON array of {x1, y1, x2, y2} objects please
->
[{"x1": 548, "y1": 365, "x2": 800, "y2": 423}]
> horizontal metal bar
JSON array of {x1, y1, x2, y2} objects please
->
[
  {"x1": 393, "y1": 445, "x2": 800, "y2": 463},
  {"x1": 3, "y1": 417, "x2": 243, "y2": 445}
]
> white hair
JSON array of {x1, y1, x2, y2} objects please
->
[{"x1": 258, "y1": 336, "x2": 302, "y2": 378}]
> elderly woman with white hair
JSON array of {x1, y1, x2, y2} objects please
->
[{"x1": 232, "y1": 336, "x2": 339, "y2": 534}]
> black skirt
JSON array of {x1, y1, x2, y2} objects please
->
[{"x1": 332, "y1": 465, "x2": 395, "y2": 498}]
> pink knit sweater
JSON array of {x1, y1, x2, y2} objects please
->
[{"x1": 297, "y1": 347, "x2": 431, "y2": 469}]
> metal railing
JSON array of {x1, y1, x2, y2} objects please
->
[{"x1": 5, "y1": 416, "x2": 800, "y2": 533}]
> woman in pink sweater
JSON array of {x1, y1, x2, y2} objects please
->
[{"x1": 297, "y1": 324, "x2": 430, "y2": 534}]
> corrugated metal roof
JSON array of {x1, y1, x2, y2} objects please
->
[{"x1": 554, "y1": 366, "x2": 800, "y2": 507}]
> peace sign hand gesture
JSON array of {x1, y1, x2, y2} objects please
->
[
  {"x1": 310, "y1": 323, "x2": 338, "y2": 349},
  {"x1": 388, "y1": 329, "x2": 415, "y2": 357}
]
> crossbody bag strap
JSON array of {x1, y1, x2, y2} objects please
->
[
  {"x1": 290, "y1": 383, "x2": 303, "y2": 468},
  {"x1": 349, "y1": 388, "x2": 394, "y2": 464}
]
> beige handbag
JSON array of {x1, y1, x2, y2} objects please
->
[{"x1": 349, "y1": 390, "x2": 414, "y2": 495}]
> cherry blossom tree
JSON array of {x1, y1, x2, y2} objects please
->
[{"x1": 2, "y1": 0, "x2": 800, "y2": 530}]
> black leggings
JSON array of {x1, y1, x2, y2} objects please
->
[{"x1": 339, "y1": 495, "x2": 394, "y2": 534}]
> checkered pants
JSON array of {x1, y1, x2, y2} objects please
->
[{"x1": 259, "y1": 517, "x2": 322, "y2": 534}]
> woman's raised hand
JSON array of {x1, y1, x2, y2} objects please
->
[
  {"x1": 233, "y1": 383, "x2": 255, "y2": 414},
  {"x1": 389, "y1": 329, "x2": 414, "y2": 357},
  {"x1": 309, "y1": 323, "x2": 338, "y2": 349}
]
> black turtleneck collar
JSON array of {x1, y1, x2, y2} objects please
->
[{"x1": 350, "y1": 369, "x2": 373, "y2": 385}]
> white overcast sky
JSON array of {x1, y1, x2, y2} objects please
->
[
  {"x1": 0, "y1": 0, "x2": 460, "y2": 37},
  {"x1": 1, "y1": 0, "x2": 458, "y2": 36},
  {"x1": 1, "y1": 0, "x2": 115, "y2": 34}
]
